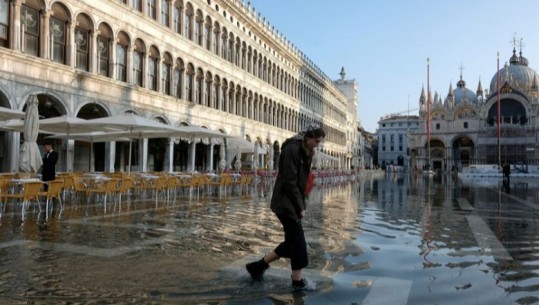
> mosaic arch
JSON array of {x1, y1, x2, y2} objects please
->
[{"x1": 451, "y1": 136, "x2": 474, "y2": 169}]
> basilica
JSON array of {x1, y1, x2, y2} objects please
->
[{"x1": 408, "y1": 47, "x2": 539, "y2": 173}]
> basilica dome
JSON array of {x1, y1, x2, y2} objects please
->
[
  {"x1": 489, "y1": 49, "x2": 539, "y2": 94},
  {"x1": 453, "y1": 78, "x2": 478, "y2": 104}
]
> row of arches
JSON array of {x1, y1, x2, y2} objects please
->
[{"x1": 3, "y1": 0, "x2": 346, "y2": 143}]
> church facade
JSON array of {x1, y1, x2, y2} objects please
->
[{"x1": 409, "y1": 47, "x2": 539, "y2": 173}]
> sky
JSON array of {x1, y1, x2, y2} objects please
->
[{"x1": 249, "y1": 0, "x2": 539, "y2": 132}]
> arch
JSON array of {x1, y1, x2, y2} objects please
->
[
  {"x1": 76, "y1": 101, "x2": 110, "y2": 119},
  {"x1": 486, "y1": 98, "x2": 528, "y2": 125},
  {"x1": 451, "y1": 135, "x2": 474, "y2": 169}
]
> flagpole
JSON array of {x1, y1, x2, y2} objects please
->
[
  {"x1": 427, "y1": 58, "x2": 431, "y2": 171},
  {"x1": 497, "y1": 52, "x2": 501, "y2": 168}
]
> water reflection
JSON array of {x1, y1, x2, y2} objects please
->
[{"x1": 0, "y1": 174, "x2": 537, "y2": 304}]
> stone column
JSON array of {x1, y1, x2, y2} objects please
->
[
  {"x1": 110, "y1": 38, "x2": 117, "y2": 80},
  {"x1": 165, "y1": 138, "x2": 174, "y2": 172},
  {"x1": 139, "y1": 138, "x2": 148, "y2": 172},
  {"x1": 91, "y1": 30, "x2": 99, "y2": 74},
  {"x1": 10, "y1": 0, "x2": 22, "y2": 51},
  {"x1": 206, "y1": 143, "x2": 214, "y2": 172},
  {"x1": 104, "y1": 141, "x2": 116, "y2": 172},
  {"x1": 41, "y1": 11, "x2": 50, "y2": 59},
  {"x1": 67, "y1": 21, "x2": 75, "y2": 67},
  {"x1": 127, "y1": 44, "x2": 134, "y2": 84},
  {"x1": 187, "y1": 141, "x2": 196, "y2": 171}
]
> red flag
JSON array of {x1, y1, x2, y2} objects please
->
[
  {"x1": 497, "y1": 52, "x2": 501, "y2": 166},
  {"x1": 427, "y1": 58, "x2": 431, "y2": 142}
]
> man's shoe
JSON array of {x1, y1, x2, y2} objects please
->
[
  {"x1": 291, "y1": 278, "x2": 308, "y2": 292},
  {"x1": 246, "y1": 259, "x2": 269, "y2": 280}
]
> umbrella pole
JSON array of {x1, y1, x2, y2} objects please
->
[
  {"x1": 89, "y1": 140, "x2": 94, "y2": 172},
  {"x1": 128, "y1": 141, "x2": 132, "y2": 174}
]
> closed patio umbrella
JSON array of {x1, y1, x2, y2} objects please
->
[{"x1": 18, "y1": 95, "x2": 42, "y2": 173}]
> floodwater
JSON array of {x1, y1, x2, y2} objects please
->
[{"x1": 0, "y1": 173, "x2": 538, "y2": 304}]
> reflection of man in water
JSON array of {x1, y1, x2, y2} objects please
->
[{"x1": 502, "y1": 163, "x2": 511, "y2": 193}]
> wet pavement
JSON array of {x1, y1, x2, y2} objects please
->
[{"x1": 0, "y1": 173, "x2": 538, "y2": 304}]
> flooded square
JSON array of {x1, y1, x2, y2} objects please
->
[{"x1": 0, "y1": 174, "x2": 538, "y2": 304}]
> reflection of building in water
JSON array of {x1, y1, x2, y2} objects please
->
[
  {"x1": 409, "y1": 40, "x2": 539, "y2": 172},
  {"x1": 307, "y1": 183, "x2": 365, "y2": 274}
]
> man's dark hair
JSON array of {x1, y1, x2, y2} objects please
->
[{"x1": 305, "y1": 128, "x2": 325, "y2": 139}]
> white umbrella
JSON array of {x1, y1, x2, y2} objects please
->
[
  {"x1": 87, "y1": 115, "x2": 191, "y2": 173},
  {"x1": 46, "y1": 131, "x2": 133, "y2": 171},
  {"x1": 2, "y1": 115, "x2": 114, "y2": 134},
  {"x1": 18, "y1": 95, "x2": 42, "y2": 173},
  {"x1": 0, "y1": 107, "x2": 25, "y2": 120}
]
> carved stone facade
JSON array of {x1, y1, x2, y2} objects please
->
[
  {"x1": 0, "y1": 0, "x2": 352, "y2": 172},
  {"x1": 409, "y1": 47, "x2": 539, "y2": 172}
]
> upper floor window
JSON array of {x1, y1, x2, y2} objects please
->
[
  {"x1": 75, "y1": 14, "x2": 92, "y2": 71},
  {"x1": 50, "y1": 9, "x2": 67, "y2": 64},
  {"x1": 184, "y1": 5, "x2": 193, "y2": 40},
  {"x1": 173, "y1": 2, "x2": 182, "y2": 35},
  {"x1": 147, "y1": 0, "x2": 157, "y2": 20},
  {"x1": 148, "y1": 46, "x2": 159, "y2": 91},
  {"x1": 463, "y1": 122, "x2": 468, "y2": 129},
  {"x1": 0, "y1": 0, "x2": 8, "y2": 47},
  {"x1": 21, "y1": 5, "x2": 40, "y2": 56},
  {"x1": 133, "y1": 39, "x2": 145, "y2": 87},
  {"x1": 132, "y1": 0, "x2": 142, "y2": 12},
  {"x1": 161, "y1": 0, "x2": 170, "y2": 27},
  {"x1": 116, "y1": 32, "x2": 130, "y2": 82},
  {"x1": 97, "y1": 23, "x2": 113, "y2": 77}
]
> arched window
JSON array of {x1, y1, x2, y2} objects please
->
[
  {"x1": 97, "y1": 23, "x2": 112, "y2": 77},
  {"x1": 195, "y1": 10, "x2": 203, "y2": 46},
  {"x1": 227, "y1": 33, "x2": 234, "y2": 62},
  {"x1": 185, "y1": 63, "x2": 194, "y2": 102},
  {"x1": 195, "y1": 68, "x2": 203, "y2": 104},
  {"x1": 211, "y1": 22, "x2": 219, "y2": 54},
  {"x1": 213, "y1": 75, "x2": 220, "y2": 110},
  {"x1": 205, "y1": 71, "x2": 212, "y2": 107},
  {"x1": 0, "y1": 0, "x2": 10, "y2": 47},
  {"x1": 147, "y1": 0, "x2": 157, "y2": 20},
  {"x1": 221, "y1": 79, "x2": 228, "y2": 112},
  {"x1": 132, "y1": 0, "x2": 142, "y2": 12},
  {"x1": 162, "y1": 52, "x2": 172, "y2": 95},
  {"x1": 148, "y1": 46, "x2": 160, "y2": 91},
  {"x1": 220, "y1": 28, "x2": 227, "y2": 59},
  {"x1": 173, "y1": 58, "x2": 184, "y2": 99},
  {"x1": 184, "y1": 3, "x2": 193, "y2": 40},
  {"x1": 75, "y1": 14, "x2": 92, "y2": 71},
  {"x1": 116, "y1": 31, "x2": 130, "y2": 82},
  {"x1": 50, "y1": 3, "x2": 69, "y2": 64},
  {"x1": 173, "y1": 0, "x2": 183, "y2": 35},
  {"x1": 21, "y1": 0, "x2": 42, "y2": 56},
  {"x1": 133, "y1": 39, "x2": 145, "y2": 86},
  {"x1": 204, "y1": 16, "x2": 212, "y2": 51},
  {"x1": 161, "y1": 0, "x2": 170, "y2": 27}
]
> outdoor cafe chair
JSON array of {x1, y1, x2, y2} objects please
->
[
  {"x1": 3, "y1": 181, "x2": 44, "y2": 220},
  {"x1": 38, "y1": 179, "x2": 64, "y2": 216},
  {"x1": 165, "y1": 176, "x2": 181, "y2": 202},
  {"x1": 86, "y1": 178, "x2": 119, "y2": 203},
  {"x1": 140, "y1": 176, "x2": 167, "y2": 204},
  {"x1": 62, "y1": 175, "x2": 87, "y2": 203},
  {"x1": 117, "y1": 178, "x2": 135, "y2": 205},
  {"x1": 209, "y1": 174, "x2": 233, "y2": 197},
  {"x1": 0, "y1": 179, "x2": 10, "y2": 218}
]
